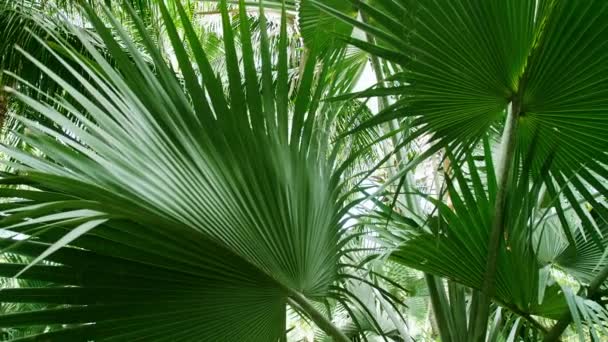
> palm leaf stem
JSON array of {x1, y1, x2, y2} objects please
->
[
  {"x1": 287, "y1": 290, "x2": 350, "y2": 342},
  {"x1": 472, "y1": 97, "x2": 521, "y2": 342},
  {"x1": 543, "y1": 263, "x2": 608, "y2": 341}
]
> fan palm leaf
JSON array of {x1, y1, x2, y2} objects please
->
[
  {"x1": 319, "y1": 1, "x2": 608, "y2": 339},
  {"x1": 318, "y1": 0, "x2": 608, "y2": 240},
  {"x1": 0, "y1": 0, "x2": 370, "y2": 340}
]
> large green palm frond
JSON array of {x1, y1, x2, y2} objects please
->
[
  {"x1": 318, "y1": 0, "x2": 537, "y2": 148},
  {"x1": 319, "y1": 0, "x2": 608, "y2": 242},
  {"x1": 0, "y1": 0, "x2": 368, "y2": 340}
]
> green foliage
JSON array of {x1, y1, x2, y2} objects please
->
[
  {"x1": 0, "y1": 0, "x2": 606, "y2": 341},
  {"x1": 0, "y1": 0, "x2": 375, "y2": 340},
  {"x1": 390, "y1": 140, "x2": 568, "y2": 319},
  {"x1": 321, "y1": 0, "x2": 608, "y2": 241}
]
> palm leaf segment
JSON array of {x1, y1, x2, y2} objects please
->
[{"x1": 0, "y1": 1, "x2": 359, "y2": 340}]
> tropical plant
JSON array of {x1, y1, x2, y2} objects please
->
[
  {"x1": 0, "y1": 0, "x2": 606, "y2": 341},
  {"x1": 317, "y1": 0, "x2": 608, "y2": 340}
]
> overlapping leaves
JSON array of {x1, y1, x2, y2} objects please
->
[
  {"x1": 387, "y1": 140, "x2": 569, "y2": 321},
  {"x1": 0, "y1": 0, "x2": 366, "y2": 340},
  {"x1": 320, "y1": 0, "x2": 608, "y2": 243}
]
